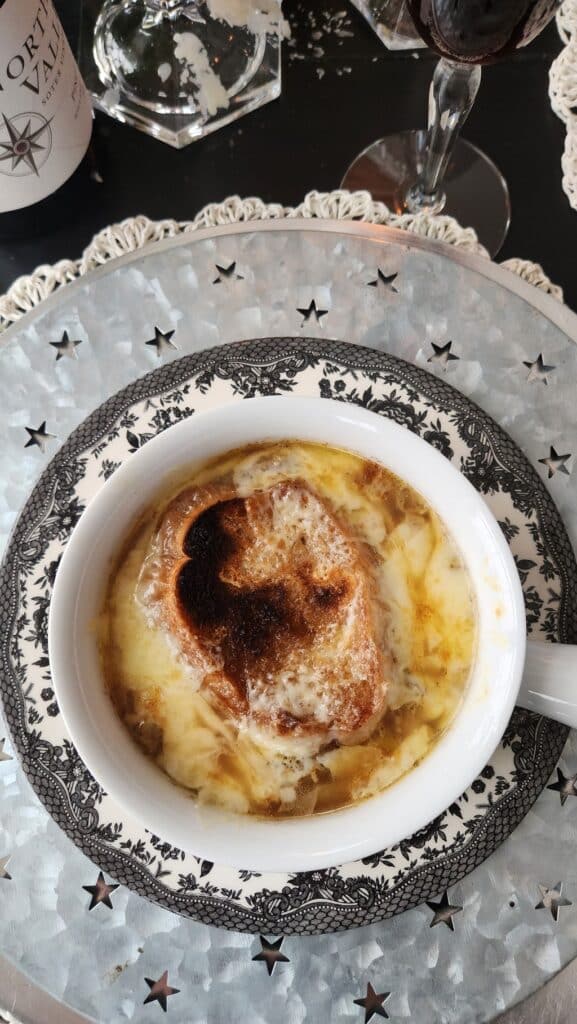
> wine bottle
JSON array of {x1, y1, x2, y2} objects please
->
[{"x1": 0, "y1": 0, "x2": 94, "y2": 240}]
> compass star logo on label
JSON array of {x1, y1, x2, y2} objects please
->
[{"x1": 0, "y1": 111, "x2": 53, "y2": 177}]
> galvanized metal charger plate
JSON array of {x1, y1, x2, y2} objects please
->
[
  {"x1": 0, "y1": 222, "x2": 577, "y2": 1023},
  {"x1": 0, "y1": 334, "x2": 574, "y2": 932}
]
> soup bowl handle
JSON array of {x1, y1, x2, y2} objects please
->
[{"x1": 518, "y1": 640, "x2": 577, "y2": 727}]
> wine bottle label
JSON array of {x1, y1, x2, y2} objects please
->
[{"x1": 0, "y1": 0, "x2": 93, "y2": 213}]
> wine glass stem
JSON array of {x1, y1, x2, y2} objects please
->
[{"x1": 405, "y1": 58, "x2": 482, "y2": 215}]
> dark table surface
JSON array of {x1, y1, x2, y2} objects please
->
[{"x1": 0, "y1": 1, "x2": 574, "y2": 309}]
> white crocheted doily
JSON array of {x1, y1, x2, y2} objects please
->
[
  {"x1": 550, "y1": 0, "x2": 577, "y2": 210},
  {"x1": 0, "y1": 190, "x2": 562, "y2": 331}
]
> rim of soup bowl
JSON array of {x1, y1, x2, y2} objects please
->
[{"x1": 48, "y1": 396, "x2": 526, "y2": 872}]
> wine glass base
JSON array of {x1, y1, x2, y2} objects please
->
[{"x1": 341, "y1": 130, "x2": 511, "y2": 257}]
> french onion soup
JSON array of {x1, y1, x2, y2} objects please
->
[{"x1": 99, "y1": 441, "x2": 476, "y2": 817}]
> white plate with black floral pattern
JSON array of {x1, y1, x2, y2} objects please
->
[{"x1": 0, "y1": 337, "x2": 575, "y2": 935}]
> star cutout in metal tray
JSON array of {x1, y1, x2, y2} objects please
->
[
  {"x1": 212, "y1": 260, "x2": 244, "y2": 283},
  {"x1": 367, "y1": 268, "x2": 398, "y2": 293},
  {"x1": 252, "y1": 936, "x2": 290, "y2": 976},
  {"x1": 426, "y1": 891, "x2": 463, "y2": 930},
  {"x1": 535, "y1": 883, "x2": 572, "y2": 921},
  {"x1": 23, "y1": 421, "x2": 56, "y2": 452},
  {"x1": 82, "y1": 871, "x2": 119, "y2": 911},
  {"x1": 50, "y1": 330, "x2": 82, "y2": 361},
  {"x1": 428, "y1": 340, "x2": 459, "y2": 369},
  {"x1": 143, "y1": 971, "x2": 180, "y2": 1012},
  {"x1": 145, "y1": 326, "x2": 178, "y2": 357},
  {"x1": 523, "y1": 352, "x2": 556, "y2": 384},
  {"x1": 353, "y1": 982, "x2": 390, "y2": 1022},
  {"x1": 547, "y1": 766, "x2": 577, "y2": 805},
  {"x1": 0, "y1": 739, "x2": 12, "y2": 763},
  {"x1": 539, "y1": 446, "x2": 572, "y2": 479},
  {"x1": 296, "y1": 299, "x2": 328, "y2": 325}
]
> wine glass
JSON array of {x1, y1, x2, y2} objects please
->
[{"x1": 342, "y1": 0, "x2": 561, "y2": 255}]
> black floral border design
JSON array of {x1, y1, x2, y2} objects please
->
[{"x1": 0, "y1": 337, "x2": 574, "y2": 935}]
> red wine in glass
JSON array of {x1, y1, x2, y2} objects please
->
[
  {"x1": 342, "y1": 0, "x2": 561, "y2": 254},
  {"x1": 408, "y1": 0, "x2": 561, "y2": 63}
]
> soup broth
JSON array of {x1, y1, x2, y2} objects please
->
[{"x1": 99, "y1": 441, "x2": 476, "y2": 818}]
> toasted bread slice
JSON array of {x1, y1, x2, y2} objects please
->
[{"x1": 138, "y1": 479, "x2": 390, "y2": 750}]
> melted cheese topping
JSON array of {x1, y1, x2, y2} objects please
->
[{"x1": 100, "y1": 442, "x2": 476, "y2": 817}]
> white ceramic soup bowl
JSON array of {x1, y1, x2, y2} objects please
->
[{"x1": 48, "y1": 396, "x2": 572, "y2": 872}]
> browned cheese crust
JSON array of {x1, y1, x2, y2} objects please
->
[{"x1": 138, "y1": 479, "x2": 391, "y2": 747}]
